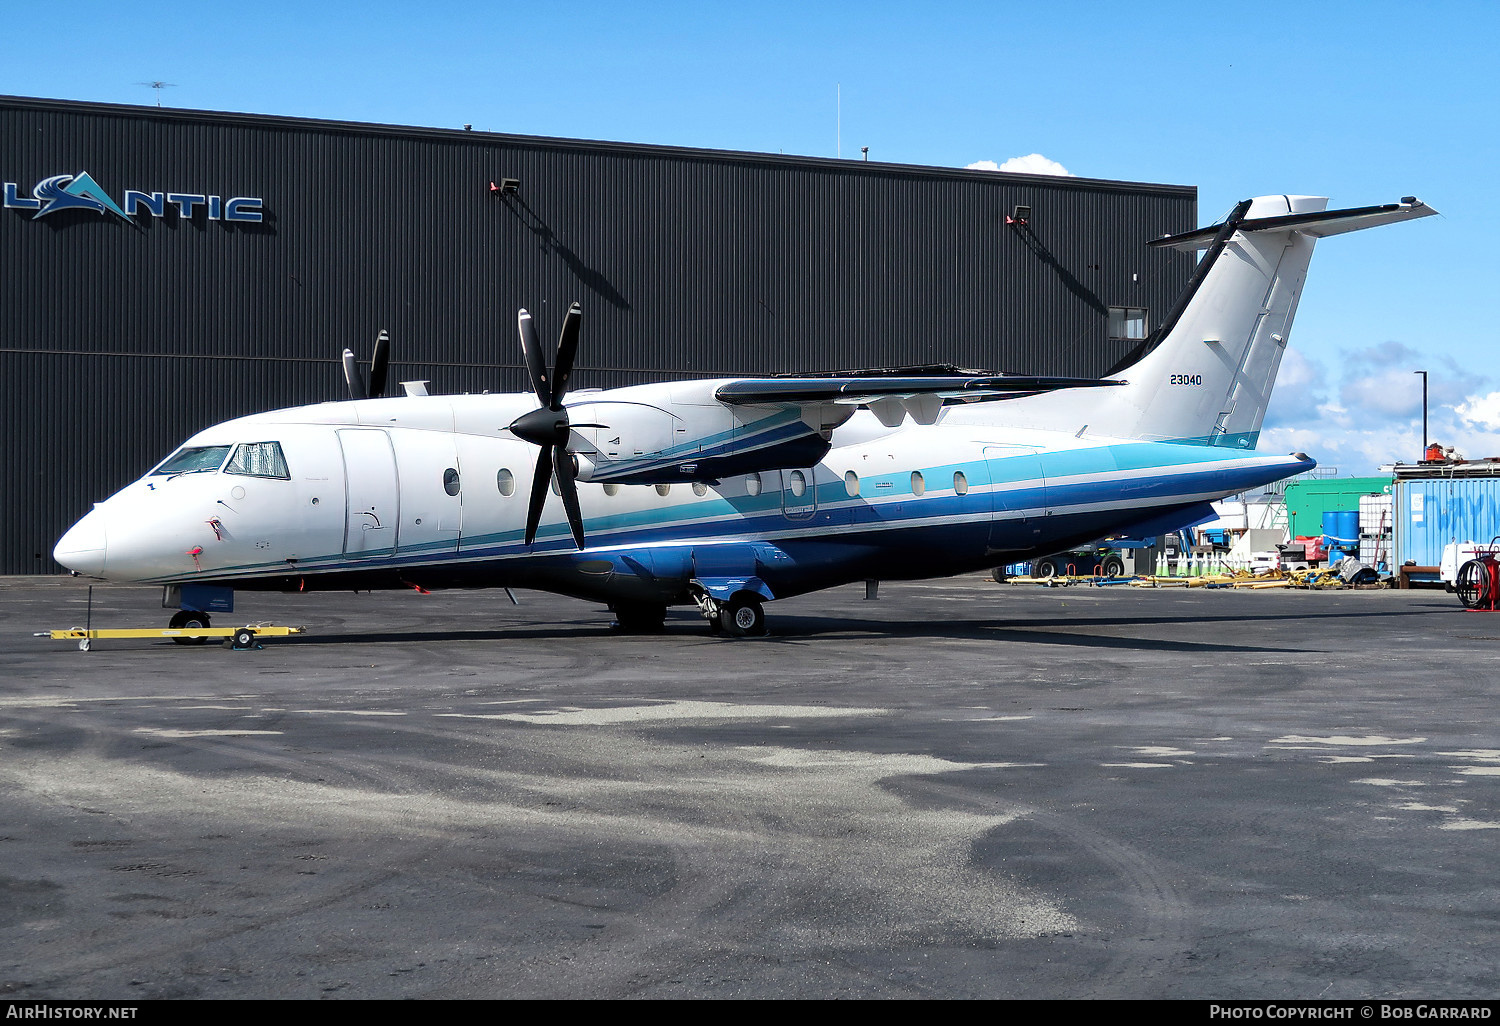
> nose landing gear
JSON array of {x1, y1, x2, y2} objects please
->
[{"x1": 168, "y1": 609, "x2": 212, "y2": 645}]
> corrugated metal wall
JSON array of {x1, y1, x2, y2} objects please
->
[
  {"x1": 1, "y1": 96, "x2": 1195, "y2": 573},
  {"x1": 1393, "y1": 477, "x2": 1500, "y2": 567}
]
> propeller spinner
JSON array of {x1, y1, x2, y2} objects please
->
[{"x1": 508, "y1": 303, "x2": 590, "y2": 550}]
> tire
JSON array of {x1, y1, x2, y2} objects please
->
[
  {"x1": 169, "y1": 609, "x2": 211, "y2": 645},
  {"x1": 612, "y1": 602, "x2": 666, "y2": 633},
  {"x1": 1101, "y1": 556, "x2": 1125, "y2": 578},
  {"x1": 232, "y1": 628, "x2": 256, "y2": 649},
  {"x1": 723, "y1": 595, "x2": 766, "y2": 637},
  {"x1": 1455, "y1": 559, "x2": 1491, "y2": 610},
  {"x1": 990, "y1": 567, "x2": 1006, "y2": 583},
  {"x1": 1034, "y1": 560, "x2": 1059, "y2": 579}
]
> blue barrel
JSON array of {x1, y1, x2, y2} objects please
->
[{"x1": 1323, "y1": 510, "x2": 1358, "y2": 557}]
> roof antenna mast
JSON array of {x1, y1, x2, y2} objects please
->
[{"x1": 137, "y1": 81, "x2": 175, "y2": 107}]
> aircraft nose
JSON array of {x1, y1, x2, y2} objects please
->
[{"x1": 54, "y1": 507, "x2": 107, "y2": 576}]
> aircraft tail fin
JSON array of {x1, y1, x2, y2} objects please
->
[{"x1": 1082, "y1": 195, "x2": 1435, "y2": 447}]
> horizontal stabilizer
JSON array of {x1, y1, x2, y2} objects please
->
[
  {"x1": 716, "y1": 374, "x2": 1125, "y2": 406},
  {"x1": 1150, "y1": 197, "x2": 1437, "y2": 251}
]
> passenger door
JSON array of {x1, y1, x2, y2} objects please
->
[
  {"x1": 338, "y1": 429, "x2": 399, "y2": 558},
  {"x1": 984, "y1": 445, "x2": 1048, "y2": 553}
]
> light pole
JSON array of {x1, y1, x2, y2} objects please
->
[{"x1": 1414, "y1": 370, "x2": 1428, "y2": 455}]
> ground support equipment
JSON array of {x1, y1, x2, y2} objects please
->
[
  {"x1": 1455, "y1": 538, "x2": 1500, "y2": 611},
  {"x1": 38, "y1": 624, "x2": 305, "y2": 651}
]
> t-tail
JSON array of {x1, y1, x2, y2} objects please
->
[{"x1": 1013, "y1": 195, "x2": 1436, "y2": 446}]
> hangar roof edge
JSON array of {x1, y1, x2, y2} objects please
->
[{"x1": 1, "y1": 93, "x2": 1195, "y2": 198}]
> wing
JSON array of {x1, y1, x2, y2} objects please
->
[
  {"x1": 715, "y1": 373, "x2": 1125, "y2": 427},
  {"x1": 715, "y1": 374, "x2": 1124, "y2": 405},
  {"x1": 563, "y1": 373, "x2": 1125, "y2": 484}
]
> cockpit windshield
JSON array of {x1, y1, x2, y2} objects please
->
[{"x1": 151, "y1": 445, "x2": 232, "y2": 476}]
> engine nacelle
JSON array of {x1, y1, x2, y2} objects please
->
[{"x1": 565, "y1": 381, "x2": 842, "y2": 484}]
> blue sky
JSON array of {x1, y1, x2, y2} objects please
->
[{"x1": 4, "y1": 0, "x2": 1495, "y2": 473}]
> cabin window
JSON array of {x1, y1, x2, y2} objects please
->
[
  {"x1": 844, "y1": 471, "x2": 860, "y2": 497},
  {"x1": 655, "y1": 483, "x2": 672, "y2": 496},
  {"x1": 153, "y1": 444, "x2": 232, "y2": 476},
  {"x1": 443, "y1": 468, "x2": 461, "y2": 496},
  {"x1": 225, "y1": 442, "x2": 290, "y2": 479},
  {"x1": 602, "y1": 483, "x2": 620, "y2": 496},
  {"x1": 954, "y1": 471, "x2": 969, "y2": 495},
  {"x1": 911, "y1": 471, "x2": 926, "y2": 496},
  {"x1": 497, "y1": 469, "x2": 515, "y2": 496},
  {"x1": 692, "y1": 482, "x2": 708, "y2": 496},
  {"x1": 746, "y1": 473, "x2": 763, "y2": 496},
  {"x1": 1108, "y1": 306, "x2": 1148, "y2": 341},
  {"x1": 788, "y1": 470, "x2": 807, "y2": 497}
]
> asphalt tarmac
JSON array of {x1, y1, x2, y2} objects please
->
[{"x1": 1, "y1": 574, "x2": 1496, "y2": 1000}]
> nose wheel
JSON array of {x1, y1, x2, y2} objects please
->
[{"x1": 167, "y1": 609, "x2": 211, "y2": 645}]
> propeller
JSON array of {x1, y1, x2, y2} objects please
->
[
  {"x1": 342, "y1": 329, "x2": 392, "y2": 400},
  {"x1": 508, "y1": 303, "x2": 590, "y2": 549}
]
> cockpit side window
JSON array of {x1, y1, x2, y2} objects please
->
[
  {"x1": 225, "y1": 441, "x2": 291, "y2": 479},
  {"x1": 151, "y1": 445, "x2": 232, "y2": 476}
]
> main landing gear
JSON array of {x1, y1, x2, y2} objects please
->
[
  {"x1": 693, "y1": 591, "x2": 767, "y2": 637},
  {"x1": 609, "y1": 602, "x2": 667, "y2": 634},
  {"x1": 611, "y1": 592, "x2": 770, "y2": 638}
]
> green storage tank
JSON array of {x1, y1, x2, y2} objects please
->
[{"x1": 1283, "y1": 477, "x2": 1393, "y2": 542}]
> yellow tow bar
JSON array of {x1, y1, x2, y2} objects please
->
[{"x1": 37, "y1": 625, "x2": 304, "y2": 651}]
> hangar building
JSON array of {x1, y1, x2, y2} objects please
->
[{"x1": 1, "y1": 95, "x2": 1196, "y2": 574}]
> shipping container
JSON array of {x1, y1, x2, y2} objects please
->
[
  {"x1": 1284, "y1": 477, "x2": 1393, "y2": 541},
  {"x1": 1393, "y1": 476, "x2": 1500, "y2": 568}
]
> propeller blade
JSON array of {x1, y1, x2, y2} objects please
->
[
  {"x1": 551, "y1": 302, "x2": 582, "y2": 408},
  {"x1": 518, "y1": 309, "x2": 550, "y2": 406},
  {"x1": 341, "y1": 348, "x2": 367, "y2": 400},
  {"x1": 514, "y1": 302, "x2": 588, "y2": 551},
  {"x1": 524, "y1": 445, "x2": 554, "y2": 546},
  {"x1": 368, "y1": 329, "x2": 391, "y2": 398},
  {"x1": 553, "y1": 443, "x2": 586, "y2": 550}
]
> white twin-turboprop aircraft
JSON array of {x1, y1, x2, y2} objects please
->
[{"x1": 54, "y1": 194, "x2": 1435, "y2": 637}]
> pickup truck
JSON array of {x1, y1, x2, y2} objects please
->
[{"x1": 1022, "y1": 547, "x2": 1127, "y2": 580}]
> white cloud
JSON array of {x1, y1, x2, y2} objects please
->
[
  {"x1": 1456, "y1": 391, "x2": 1500, "y2": 431},
  {"x1": 1340, "y1": 367, "x2": 1426, "y2": 418},
  {"x1": 965, "y1": 154, "x2": 1073, "y2": 177},
  {"x1": 1260, "y1": 349, "x2": 1500, "y2": 473}
]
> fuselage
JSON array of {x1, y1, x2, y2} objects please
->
[{"x1": 54, "y1": 390, "x2": 1312, "y2": 606}]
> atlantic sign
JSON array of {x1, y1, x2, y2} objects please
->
[{"x1": 2, "y1": 170, "x2": 263, "y2": 223}]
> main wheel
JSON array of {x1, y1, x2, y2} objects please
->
[
  {"x1": 1034, "y1": 559, "x2": 1059, "y2": 579},
  {"x1": 168, "y1": 609, "x2": 211, "y2": 645},
  {"x1": 611, "y1": 602, "x2": 667, "y2": 633},
  {"x1": 723, "y1": 595, "x2": 766, "y2": 637},
  {"x1": 1455, "y1": 559, "x2": 1493, "y2": 610}
]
